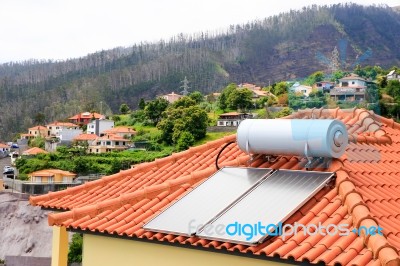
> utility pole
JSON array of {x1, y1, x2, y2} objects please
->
[{"x1": 180, "y1": 76, "x2": 190, "y2": 96}]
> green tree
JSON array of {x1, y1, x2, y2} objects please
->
[
  {"x1": 377, "y1": 75, "x2": 388, "y2": 88},
  {"x1": 172, "y1": 96, "x2": 196, "y2": 109},
  {"x1": 331, "y1": 71, "x2": 345, "y2": 82},
  {"x1": 138, "y1": 98, "x2": 146, "y2": 110},
  {"x1": 176, "y1": 131, "x2": 195, "y2": 151},
  {"x1": 29, "y1": 137, "x2": 45, "y2": 149},
  {"x1": 111, "y1": 159, "x2": 122, "y2": 174},
  {"x1": 188, "y1": 91, "x2": 204, "y2": 104},
  {"x1": 227, "y1": 88, "x2": 253, "y2": 111},
  {"x1": 144, "y1": 98, "x2": 169, "y2": 125},
  {"x1": 386, "y1": 80, "x2": 400, "y2": 100},
  {"x1": 354, "y1": 65, "x2": 366, "y2": 77},
  {"x1": 119, "y1": 103, "x2": 130, "y2": 114},
  {"x1": 218, "y1": 83, "x2": 237, "y2": 110},
  {"x1": 68, "y1": 233, "x2": 82, "y2": 263},
  {"x1": 272, "y1": 82, "x2": 289, "y2": 96},
  {"x1": 34, "y1": 112, "x2": 45, "y2": 125},
  {"x1": 274, "y1": 107, "x2": 293, "y2": 118},
  {"x1": 304, "y1": 71, "x2": 325, "y2": 85},
  {"x1": 158, "y1": 106, "x2": 208, "y2": 145}
]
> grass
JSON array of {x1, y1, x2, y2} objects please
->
[{"x1": 194, "y1": 131, "x2": 235, "y2": 146}]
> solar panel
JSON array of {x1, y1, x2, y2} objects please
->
[
  {"x1": 143, "y1": 167, "x2": 273, "y2": 236},
  {"x1": 196, "y1": 170, "x2": 334, "y2": 245}
]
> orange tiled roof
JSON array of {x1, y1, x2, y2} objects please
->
[
  {"x1": 21, "y1": 133, "x2": 35, "y2": 137},
  {"x1": 73, "y1": 134, "x2": 98, "y2": 141},
  {"x1": 23, "y1": 147, "x2": 48, "y2": 155},
  {"x1": 96, "y1": 134, "x2": 129, "y2": 142},
  {"x1": 30, "y1": 169, "x2": 76, "y2": 177},
  {"x1": 102, "y1": 126, "x2": 136, "y2": 135},
  {"x1": 47, "y1": 121, "x2": 78, "y2": 127},
  {"x1": 0, "y1": 143, "x2": 10, "y2": 148},
  {"x1": 28, "y1": 125, "x2": 47, "y2": 130},
  {"x1": 30, "y1": 108, "x2": 400, "y2": 266},
  {"x1": 219, "y1": 112, "x2": 243, "y2": 116},
  {"x1": 252, "y1": 90, "x2": 269, "y2": 96},
  {"x1": 68, "y1": 112, "x2": 104, "y2": 120},
  {"x1": 340, "y1": 74, "x2": 366, "y2": 81}
]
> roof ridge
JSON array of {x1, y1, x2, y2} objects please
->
[
  {"x1": 47, "y1": 154, "x2": 250, "y2": 227},
  {"x1": 335, "y1": 169, "x2": 400, "y2": 265}
]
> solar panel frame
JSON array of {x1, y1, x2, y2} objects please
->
[
  {"x1": 196, "y1": 170, "x2": 335, "y2": 245},
  {"x1": 143, "y1": 167, "x2": 273, "y2": 236}
]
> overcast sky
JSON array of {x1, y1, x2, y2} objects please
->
[{"x1": 0, "y1": 0, "x2": 399, "y2": 63}]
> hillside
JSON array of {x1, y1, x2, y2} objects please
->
[
  {"x1": 0, "y1": 3, "x2": 400, "y2": 140},
  {"x1": 0, "y1": 193, "x2": 52, "y2": 260}
]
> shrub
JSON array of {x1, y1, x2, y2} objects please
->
[{"x1": 68, "y1": 233, "x2": 82, "y2": 263}]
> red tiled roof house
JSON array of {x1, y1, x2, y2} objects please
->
[
  {"x1": 68, "y1": 112, "x2": 105, "y2": 126},
  {"x1": 28, "y1": 125, "x2": 49, "y2": 138},
  {"x1": 30, "y1": 108, "x2": 400, "y2": 266},
  {"x1": 88, "y1": 134, "x2": 132, "y2": 154}
]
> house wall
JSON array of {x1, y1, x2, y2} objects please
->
[
  {"x1": 217, "y1": 120, "x2": 241, "y2": 127},
  {"x1": 87, "y1": 120, "x2": 114, "y2": 135},
  {"x1": 58, "y1": 129, "x2": 83, "y2": 141},
  {"x1": 340, "y1": 79, "x2": 365, "y2": 87},
  {"x1": 30, "y1": 174, "x2": 73, "y2": 183},
  {"x1": 83, "y1": 234, "x2": 286, "y2": 266}
]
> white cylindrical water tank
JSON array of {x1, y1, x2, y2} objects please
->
[{"x1": 237, "y1": 119, "x2": 348, "y2": 158}]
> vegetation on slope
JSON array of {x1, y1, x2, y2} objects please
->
[{"x1": 0, "y1": 4, "x2": 399, "y2": 140}]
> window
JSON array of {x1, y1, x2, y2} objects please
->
[
  {"x1": 123, "y1": 142, "x2": 126, "y2": 145},
  {"x1": 62, "y1": 177, "x2": 70, "y2": 183},
  {"x1": 48, "y1": 176, "x2": 54, "y2": 183},
  {"x1": 106, "y1": 141, "x2": 111, "y2": 145},
  {"x1": 352, "y1": 81, "x2": 355, "y2": 84},
  {"x1": 116, "y1": 141, "x2": 119, "y2": 145},
  {"x1": 342, "y1": 82, "x2": 349, "y2": 86},
  {"x1": 218, "y1": 121, "x2": 224, "y2": 126},
  {"x1": 35, "y1": 176, "x2": 42, "y2": 183}
]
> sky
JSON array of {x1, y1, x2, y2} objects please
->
[{"x1": 0, "y1": 0, "x2": 399, "y2": 63}]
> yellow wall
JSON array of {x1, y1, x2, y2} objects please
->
[
  {"x1": 30, "y1": 174, "x2": 73, "y2": 183},
  {"x1": 83, "y1": 234, "x2": 288, "y2": 266},
  {"x1": 52, "y1": 226, "x2": 68, "y2": 266}
]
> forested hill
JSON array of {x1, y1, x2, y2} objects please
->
[{"x1": 1, "y1": 3, "x2": 400, "y2": 140}]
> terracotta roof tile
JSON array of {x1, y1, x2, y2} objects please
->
[
  {"x1": 73, "y1": 133, "x2": 98, "y2": 141},
  {"x1": 28, "y1": 125, "x2": 47, "y2": 130},
  {"x1": 22, "y1": 147, "x2": 48, "y2": 155},
  {"x1": 30, "y1": 108, "x2": 400, "y2": 265}
]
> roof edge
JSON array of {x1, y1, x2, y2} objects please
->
[
  {"x1": 30, "y1": 134, "x2": 237, "y2": 207},
  {"x1": 335, "y1": 170, "x2": 400, "y2": 265},
  {"x1": 47, "y1": 154, "x2": 250, "y2": 227}
]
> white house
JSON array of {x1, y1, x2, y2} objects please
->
[
  {"x1": 290, "y1": 83, "x2": 313, "y2": 97},
  {"x1": 88, "y1": 134, "x2": 132, "y2": 153},
  {"x1": 217, "y1": 112, "x2": 253, "y2": 127},
  {"x1": 0, "y1": 143, "x2": 10, "y2": 154},
  {"x1": 161, "y1": 92, "x2": 182, "y2": 103},
  {"x1": 87, "y1": 119, "x2": 115, "y2": 136},
  {"x1": 330, "y1": 74, "x2": 367, "y2": 102},
  {"x1": 387, "y1": 70, "x2": 400, "y2": 81},
  {"x1": 46, "y1": 122, "x2": 79, "y2": 137}
]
